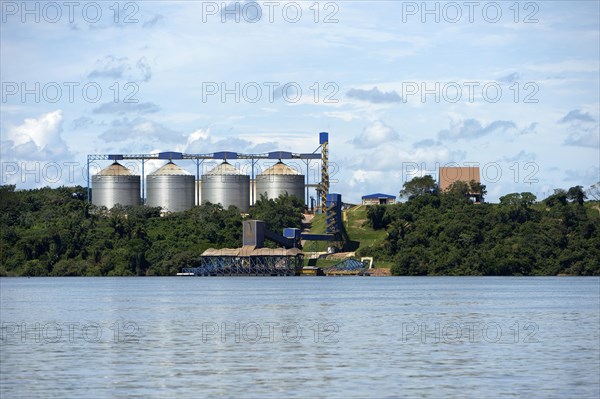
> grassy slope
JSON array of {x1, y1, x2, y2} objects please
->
[
  {"x1": 345, "y1": 205, "x2": 392, "y2": 269},
  {"x1": 344, "y1": 205, "x2": 387, "y2": 248}
]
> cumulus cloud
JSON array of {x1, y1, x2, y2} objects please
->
[
  {"x1": 92, "y1": 102, "x2": 160, "y2": 115},
  {"x1": 88, "y1": 56, "x2": 153, "y2": 82},
  {"x1": 520, "y1": 122, "x2": 538, "y2": 135},
  {"x1": 71, "y1": 116, "x2": 94, "y2": 129},
  {"x1": 559, "y1": 109, "x2": 596, "y2": 124},
  {"x1": 186, "y1": 128, "x2": 210, "y2": 147},
  {"x1": 185, "y1": 128, "x2": 279, "y2": 154},
  {"x1": 352, "y1": 120, "x2": 400, "y2": 149},
  {"x1": 99, "y1": 117, "x2": 183, "y2": 143},
  {"x1": 3, "y1": 110, "x2": 70, "y2": 160},
  {"x1": 348, "y1": 170, "x2": 387, "y2": 188},
  {"x1": 559, "y1": 109, "x2": 599, "y2": 148},
  {"x1": 564, "y1": 129, "x2": 599, "y2": 148},
  {"x1": 438, "y1": 119, "x2": 517, "y2": 141},
  {"x1": 346, "y1": 86, "x2": 402, "y2": 103},
  {"x1": 88, "y1": 56, "x2": 129, "y2": 79},
  {"x1": 347, "y1": 141, "x2": 460, "y2": 172}
]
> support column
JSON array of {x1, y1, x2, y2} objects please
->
[
  {"x1": 86, "y1": 156, "x2": 91, "y2": 205},
  {"x1": 304, "y1": 159, "x2": 310, "y2": 206},
  {"x1": 196, "y1": 159, "x2": 200, "y2": 206},
  {"x1": 320, "y1": 132, "x2": 329, "y2": 213},
  {"x1": 141, "y1": 159, "x2": 145, "y2": 205},
  {"x1": 251, "y1": 158, "x2": 257, "y2": 206}
]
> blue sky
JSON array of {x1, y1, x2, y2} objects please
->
[{"x1": 1, "y1": 0, "x2": 599, "y2": 203}]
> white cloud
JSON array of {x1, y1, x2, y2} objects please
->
[
  {"x1": 187, "y1": 128, "x2": 210, "y2": 146},
  {"x1": 4, "y1": 110, "x2": 69, "y2": 159},
  {"x1": 348, "y1": 170, "x2": 370, "y2": 187},
  {"x1": 352, "y1": 120, "x2": 400, "y2": 149},
  {"x1": 87, "y1": 55, "x2": 153, "y2": 82},
  {"x1": 558, "y1": 109, "x2": 600, "y2": 148},
  {"x1": 183, "y1": 127, "x2": 281, "y2": 155},
  {"x1": 346, "y1": 87, "x2": 402, "y2": 104},
  {"x1": 99, "y1": 117, "x2": 183, "y2": 143},
  {"x1": 564, "y1": 130, "x2": 600, "y2": 148},
  {"x1": 438, "y1": 119, "x2": 517, "y2": 141}
]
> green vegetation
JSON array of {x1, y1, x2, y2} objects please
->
[
  {"x1": 2, "y1": 179, "x2": 598, "y2": 276},
  {"x1": 357, "y1": 178, "x2": 600, "y2": 276},
  {"x1": 0, "y1": 185, "x2": 304, "y2": 276},
  {"x1": 344, "y1": 205, "x2": 388, "y2": 248},
  {"x1": 399, "y1": 175, "x2": 439, "y2": 199},
  {"x1": 250, "y1": 193, "x2": 305, "y2": 232}
]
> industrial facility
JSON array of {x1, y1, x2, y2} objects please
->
[
  {"x1": 87, "y1": 133, "x2": 487, "y2": 276},
  {"x1": 88, "y1": 133, "x2": 330, "y2": 213},
  {"x1": 86, "y1": 132, "x2": 353, "y2": 276},
  {"x1": 182, "y1": 193, "x2": 344, "y2": 276}
]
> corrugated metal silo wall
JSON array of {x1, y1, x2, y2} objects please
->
[
  {"x1": 255, "y1": 174, "x2": 305, "y2": 203},
  {"x1": 91, "y1": 175, "x2": 141, "y2": 208},
  {"x1": 201, "y1": 174, "x2": 250, "y2": 212},
  {"x1": 146, "y1": 175, "x2": 195, "y2": 212}
]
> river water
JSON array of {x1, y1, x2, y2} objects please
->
[{"x1": 1, "y1": 277, "x2": 599, "y2": 398}]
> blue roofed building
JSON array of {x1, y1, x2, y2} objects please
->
[{"x1": 361, "y1": 193, "x2": 397, "y2": 205}]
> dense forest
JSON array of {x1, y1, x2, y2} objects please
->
[
  {"x1": 358, "y1": 176, "x2": 600, "y2": 276},
  {"x1": 0, "y1": 186, "x2": 304, "y2": 276},
  {"x1": 1, "y1": 180, "x2": 599, "y2": 277}
]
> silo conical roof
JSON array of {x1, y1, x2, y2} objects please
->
[
  {"x1": 150, "y1": 161, "x2": 191, "y2": 176},
  {"x1": 260, "y1": 161, "x2": 300, "y2": 175},
  {"x1": 97, "y1": 162, "x2": 132, "y2": 176},
  {"x1": 207, "y1": 161, "x2": 243, "y2": 175}
]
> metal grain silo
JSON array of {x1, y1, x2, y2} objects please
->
[
  {"x1": 146, "y1": 162, "x2": 195, "y2": 213},
  {"x1": 91, "y1": 162, "x2": 140, "y2": 208},
  {"x1": 255, "y1": 161, "x2": 305, "y2": 203},
  {"x1": 201, "y1": 162, "x2": 250, "y2": 211}
]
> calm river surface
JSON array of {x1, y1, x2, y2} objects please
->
[{"x1": 1, "y1": 277, "x2": 599, "y2": 398}]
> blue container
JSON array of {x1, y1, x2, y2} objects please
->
[
  {"x1": 283, "y1": 228, "x2": 301, "y2": 240},
  {"x1": 319, "y1": 132, "x2": 329, "y2": 144}
]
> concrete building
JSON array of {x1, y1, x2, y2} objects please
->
[{"x1": 362, "y1": 193, "x2": 397, "y2": 205}]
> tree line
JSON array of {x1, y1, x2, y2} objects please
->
[
  {"x1": 0, "y1": 186, "x2": 305, "y2": 276},
  {"x1": 358, "y1": 176, "x2": 600, "y2": 276},
  {"x1": 2, "y1": 180, "x2": 598, "y2": 276}
]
